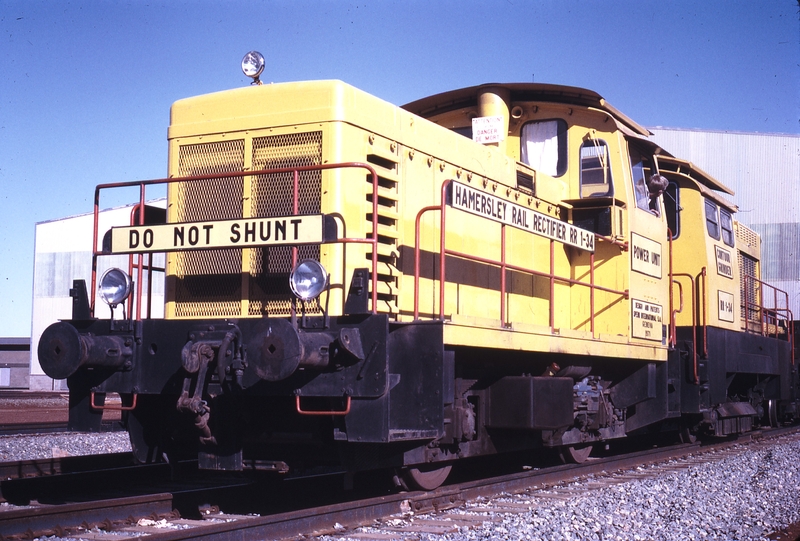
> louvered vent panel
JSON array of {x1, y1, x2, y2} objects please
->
[
  {"x1": 739, "y1": 252, "x2": 758, "y2": 324},
  {"x1": 365, "y1": 162, "x2": 400, "y2": 312},
  {"x1": 736, "y1": 222, "x2": 760, "y2": 251},
  {"x1": 174, "y1": 140, "x2": 245, "y2": 317},
  {"x1": 249, "y1": 132, "x2": 323, "y2": 316}
]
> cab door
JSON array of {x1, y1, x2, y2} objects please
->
[{"x1": 627, "y1": 140, "x2": 670, "y2": 346}]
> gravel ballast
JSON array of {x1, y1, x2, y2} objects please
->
[
  {"x1": 0, "y1": 431, "x2": 131, "y2": 461},
  {"x1": 2, "y1": 429, "x2": 798, "y2": 540},
  {"x1": 326, "y1": 437, "x2": 800, "y2": 541}
]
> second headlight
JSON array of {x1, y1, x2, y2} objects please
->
[{"x1": 289, "y1": 260, "x2": 328, "y2": 301}]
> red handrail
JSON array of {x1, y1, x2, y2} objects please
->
[
  {"x1": 89, "y1": 391, "x2": 138, "y2": 411},
  {"x1": 91, "y1": 163, "x2": 380, "y2": 320},
  {"x1": 412, "y1": 178, "x2": 629, "y2": 331},
  {"x1": 671, "y1": 272, "x2": 699, "y2": 384},
  {"x1": 295, "y1": 395, "x2": 351, "y2": 416},
  {"x1": 741, "y1": 273, "x2": 794, "y2": 363},
  {"x1": 701, "y1": 267, "x2": 708, "y2": 358}
]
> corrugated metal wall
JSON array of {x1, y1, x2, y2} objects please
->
[{"x1": 649, "y1": 128, "x2": 800, "y2": 316}]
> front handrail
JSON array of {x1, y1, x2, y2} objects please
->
[
  {"x1": 127, "y1": 203, "x2": 165, "y2": 321},
  {"x1": 91, "y1": 163, "x2": 380, "y2": 320}
]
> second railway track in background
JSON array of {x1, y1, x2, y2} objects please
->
[
  {"x1": 0, "y1": 391, "x2": 122, "y2": 435},
  {"x1": 2, "y1": 426, "x2": 799, "y2": 541}
]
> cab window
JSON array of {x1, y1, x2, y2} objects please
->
[
  {"x1": 720, "y1": 208, "x2": 735, "y2": 247},
  {"x1": 705, "y1": 199, "x2": 720, "y2": 240},
  {"x1": 520, "y1": 120, "x2": 567, "y2": 177},
  {"x1": 580, "y1": 140, "x2": 613, "y2": 198},
  {"x1": 629, "y1": 145, "x2": 654, "y2": 211}
]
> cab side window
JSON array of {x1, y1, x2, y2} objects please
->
[
  {"x1": 580, "y1": 140, "x2": 613, "y2": 198},
  {"x1": 720, "y1": 208, "x2": 735, "y2": 247},
  {"x1": 705, "y1": 199, "x2": 720, "y2": 240},
  {"x1": 629, "y1": 145, "x2": 653, "y2": 211},
  {"x1": 520, "y1": 120, "x2": 568, "y2": 177}
]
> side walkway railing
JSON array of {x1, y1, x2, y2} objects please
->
[
  {"x1": 412, "y1": 178, "x2": 629, "y2": 338},
  {"x1": 742, "y1": 274, "x2": 794, "y2": 363}
]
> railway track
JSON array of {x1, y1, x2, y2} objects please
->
[
  {"x1": 0, "y1": 391, "x2": 121, "y2": 435},
  {"x1": 0, "y1": 452, "x2": 134, "y2": 486},
  {"x1": 2, "y1": 426, "x2": 799, "y2": 541}
]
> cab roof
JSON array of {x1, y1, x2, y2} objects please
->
[
  {"x1": 404, "y1": 83, "x2": 738, "y2": 201},
  {"x1": 658, "y1": 155, "x2": 735, "y2": 196},
  {"x1": 402, "y1": 83, "x2": 652, "y2": 137}
]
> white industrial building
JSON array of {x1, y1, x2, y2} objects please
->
[{"x1": 649, "y1": 128, "x2": 800, "y2": 319}]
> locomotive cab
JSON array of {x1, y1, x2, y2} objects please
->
[{"x1": 658, "y1": 157, "x2": 794, "y2": 433}]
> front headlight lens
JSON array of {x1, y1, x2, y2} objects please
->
[
  {"x1": 289, "y1": 260, "x2": 328, "y2": 301},
  {"x1": 99, "y1": 268, "x2": 132, "y2": 307}
]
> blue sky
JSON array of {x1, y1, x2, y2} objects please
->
[{"x1": 1, "y1": 0, "x2": 798, "y2": 337}]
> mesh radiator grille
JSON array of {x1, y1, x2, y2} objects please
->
[
  {"x1": 249, "y1": 132, "x2": 323, "y2": 316},
  {"x1": 172, "y1": 133, "x2": 323, "y2": 318},
  {"x1": 174, "y1": 140, "x2": 245, "y2": 317}
]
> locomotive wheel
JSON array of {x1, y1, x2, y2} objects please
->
[
  {"x1": 766, "y1": 399, "x2": 779, "y2": 427},
  {"x1": 402, "y1": 464, "x2": 452, "y2": 491},
  {"x1": 559, "y1": 444, "x2": 592, "y2": 464}
]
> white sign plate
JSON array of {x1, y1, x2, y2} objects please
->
[
  {"x1": 110, "y1": 214, "x2": 324, "y2": 254},
  {"x1": 631, "y1": 298, "x2": 663, "y2": 341},
  {"x1": 631, "y1": 233, "x2": 663, "y2": 279},
  {"x1": 472, "y1": 116, "x2": 505, "y2": 144},
  {"x1": 449, "y1": 181, "x2": 595, "y2": 252},
  {"x1": 715, "y1": 246, "x2": 734, "y2": 279},
  {"x1": 718, "y1": 290, "x2": 735, "y2": 322}
]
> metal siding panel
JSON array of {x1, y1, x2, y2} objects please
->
[
  {"x1": 650, "y1": 129, "x2": 800, "y2": 225},
  {"x1": 649, "y1": 128, "x2": 800, "y2": 317},
  {"x1": 751, "y1": 223, "x2": 800, "y2": 281}
]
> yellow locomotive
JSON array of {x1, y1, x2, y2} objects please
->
[{"x1": 39, "y1": 52, "x2": 795, "y2": 489}]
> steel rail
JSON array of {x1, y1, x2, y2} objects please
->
[
  {"x1": 0, "y1": 493, "x2": 174, "y2": 540},
  {"x1": 2, "y1": 427, "x2": 798, "y2": 541}
]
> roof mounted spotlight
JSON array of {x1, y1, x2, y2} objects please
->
[{"x1": 241, "y1": 51, "x2": 265, "y2": 85}]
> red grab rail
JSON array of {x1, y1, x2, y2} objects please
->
[
  {"x1": 413, "y1": 178, "x2": 628, "y2": 336},
  {"x1": 90, "y1": 163, "x2": 380, "y2": 320}
]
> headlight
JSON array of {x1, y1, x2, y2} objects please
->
[
  {"x1": 289, "y1": 260, "x2": 328, "y2": 301},
  {"x1": 98, "y1": 268, "x2": 132, "y2": 307},
  {"x1": 241, "y1": 51, "x2": 265, "y2": 82}
]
